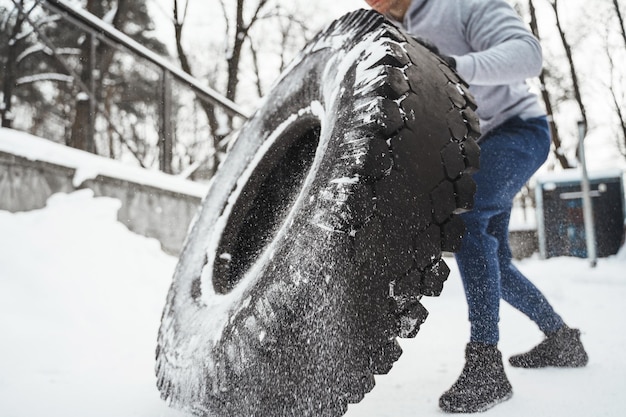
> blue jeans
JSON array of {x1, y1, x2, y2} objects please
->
[{"x1": 454, "y1": 116, "x2": 564, "y2": 345}]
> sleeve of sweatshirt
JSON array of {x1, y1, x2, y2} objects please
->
[{"x1": 452, "y1": 0, "x2": 543, "y2": 86}]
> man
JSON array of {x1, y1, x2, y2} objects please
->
[{"x1": 364, "y1": 0, "x2": 588, "y2": 413}]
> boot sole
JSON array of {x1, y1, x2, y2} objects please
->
[
  {"x1": 440, "y1": 391, "x2": 513, "y2": 413},
  {"x1": 509, "y1": 356, "x2": 589, "y2": 368}
]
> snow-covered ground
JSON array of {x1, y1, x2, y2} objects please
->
[
  {"x1": 2, "y1": 0, "x2": 625, "y2": 413},
  {"x1": 1, "y1": 189, "x2": 625, "y2": 417}
]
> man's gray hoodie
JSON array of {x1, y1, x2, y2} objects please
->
[{"x1": 403, "y1": 0, "x2": 545, "y2": 136}]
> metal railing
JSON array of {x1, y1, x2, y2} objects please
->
[
  {"x1": 12, "y1": 0, "x2": 250, "y2": 175},
  {"x1": 39, "y1": 0, "x2": 249, "y2": 119}
]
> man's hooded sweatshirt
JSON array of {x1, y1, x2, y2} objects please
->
[{"x1": 403, "y1": 0, "x2": 545, "y2": 136}]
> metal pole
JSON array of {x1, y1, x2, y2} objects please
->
[
  {"x1": 577, "y1": 120, "x2": 597, "y2": 267},
  {"x1": 87, "y1": 33, "x2": 96, "y2": 154},
  {"x1": 160, "y1": 70, "x2": 173, "y2": 174}
]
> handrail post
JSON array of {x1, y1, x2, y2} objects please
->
[
  {"x1": 87, "y1": 32, "x2": 96, "y2": 154},
  {"x1": 160, "y1": 69, "x2": 173, "y2": 174}
]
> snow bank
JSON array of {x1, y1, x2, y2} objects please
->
[
  {"x1": 0, "y1": 127, "x2": 207, "y2": 197},
  {"x1": 0, "y1": 190, "x2": 185, "y2": 417}
]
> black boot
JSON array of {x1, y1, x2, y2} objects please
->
[
  {"x1": 439, "y1": 343, "x2": 513, "y2": 413},
  {"x1": 509, "y1": 325, "x2": 588, "y2": 368}
]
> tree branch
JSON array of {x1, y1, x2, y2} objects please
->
[
  {"x1": 528, "y1": 0, "x2": 572, "y2": 169},
  {"x1": 548, "y1": 0, "x2": 589, "y2": 160}
]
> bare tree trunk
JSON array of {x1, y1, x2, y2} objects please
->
[
  {"x1": 605, "y1": 44, "x2": 626, "y2": 156},
  {"x1": 225, "y1": 0, "x2": 268, "y2": 105},
  {"x1": 2, "y1": 1, "x2": 30, "y2": 128},
  {"x1": 528, "y1": 0, "x2": 572, "y2": 169},
  {"x1": 172, "y1": 0, "x2": 270, "y2": 177},
  {"x1": 609, "y1": 87, "x2": 626, "y2": 156},
  {"x1": 613, "y1": 0, "x2": 626, "y2": 49},
  {"x1": 69, "y1": 0, "x2": 100, "y2": 151},
  {"x1": 249, "y1": 42, "x2": 264, "y2": 98},
  {"x1": 69, "y1": 0, "x2": 131, "y2": 153},
  {"x1": 173, "y1": 0, "x2": 221, "y2": 136},
  {"x1": 609, "y1": 0, "x2": 626, "y2": 157},
  {"x1": 548, "y1": 0, "x2": 589, "y2": 160},
  {"x1": 2, "y1": 26, "x2": 18, "y2": 128},
  {"x1": 173, "y1": 0, "x2": 224, "y2": 177},
  {"x1": 225, "y1": 0, "x2": 246, "y2": 105},
  {"x1": 69, "y1": 32, "x2": 95, "y2": 152}
]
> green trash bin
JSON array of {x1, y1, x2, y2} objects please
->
[{"x1": 536, "y1": 169, "x2": 625, "y2": 259}]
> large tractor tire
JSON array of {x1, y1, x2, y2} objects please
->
[{"x1": 156, "y1": 9, "x2": 480, "y2": 417}]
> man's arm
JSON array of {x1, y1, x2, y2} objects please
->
[{"x1": 453, "y1": 0, "x2": 542, "y2": 86}]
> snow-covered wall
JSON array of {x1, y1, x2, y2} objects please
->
[{"x1": 0, "y1": 128, "x2": 208, "y2": 254}]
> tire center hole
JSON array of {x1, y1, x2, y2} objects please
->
[{"x1": 213, "y1": 119, "x2": 321, "y2": 294}]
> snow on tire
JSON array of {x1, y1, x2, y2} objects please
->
[{"x1": 156, "y1": 9, "x2": 480, "y2": 417}]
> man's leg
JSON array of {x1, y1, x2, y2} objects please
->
[
  {"x1": 499, "y1": 212, "x2": 588, "y2": 369},
  {"x1": 493, "y1": 208, "x2": 588, "y2": 368},
  {"x1": 480, "y1": 119, "x2": 588, "y2": 368},
  {"x1": 454, "y1": 209, "x2": 503, "y2": 344},
  {"x1": 490, "y1": 210, "x2": 564, "y2": 334},
  {"x1": 441, "y1": 117, "x2": 552, "y2": 413},
  {"x1": 455, "y1": 116, "x2": 552, "y2": 344}
]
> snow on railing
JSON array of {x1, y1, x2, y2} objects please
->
[{"x1": 9, "y1": 0, "x2": 250, "y2": 177}]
